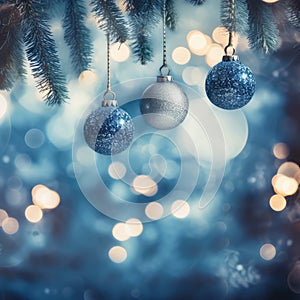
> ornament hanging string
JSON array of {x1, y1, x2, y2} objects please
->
[
  {"x1": 103, "y1": 33, "x2": 117, "y2": 106},
  {"x1": 159, "y1": 0, "x2": 171, "y2": 76},
  {"x1": 224, "y1": 0, "x2": 236, "y2": 56}
]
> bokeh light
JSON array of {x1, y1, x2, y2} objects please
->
[
  {"x1": 145, "y1": 202, "x2": 164, "y2": 220},
  {"x1": 78, "y1": 70, "x2": 97, "y2": 87},
  {"x1": 269, "y1": 194, "x2": 286, "y2": 212},
  {"x1": 187, "y1": 30, "x2": 212, "y2": 55},
  {"x1": 262, "y1": 0, "x2": 279, "y2": 3},
  {"x1": 25, "y1": 128, "x2": 45, "y2": 149},
  {"x1": 143, "y1": 183, "x2": 158, "y2": 197},
  {"x1": 295, "y1": 170, "x2": 300, "y2": 184},
  {"x1": 172, "y1": 47, "x2": 191, "y2": 65},
  {"x1": 272, "y1": 174, "x2": 298, "y2": 196},
  {"x1": 186, "y1": 30, "x2": 206, "y2": 53},
  {"x1": 2, "y1": 217, "x2": 19, "y2": 235},
  {"x1": 111, "y1": 42, "x2": 130, "y2": 62},
  {"x1": 76, "y1": 146, "x2": 94, "y2": 166},
  {"x1": 112, "y1": 223, "x2": 131, "y2": 241},
  {"x1": 46, "y1": 116, "x2": 74, "y2": 149},
  {"x1": 2, "y1": 155, "x2": 10, "y2": 163},
  {"x1": 14, "y1": 154, "x2": 31, "y2": 170},
  {"x1": 108, "y1": 162, "x2": 127, "y2": 180},
  {"x1": 212, "y1": 26, "x2": 238, "y2": 47},
  {"x1": 287, "y1": 263, "x2": 300, "y2": 294},
  {"x1": 212, "y1": 26, "x2": 227, "y2": 44},
  {"x1": 32, "y1": 185, "x2": 61, "y2": 210},
  {"x1": 0, "y1": 209, "x2": 8, "y2": 226},
  {"x1": 182, "y1": 67, "x2": 206, "y2": 86},
  {"x1": 132, "y1": 175, "x2": 157, "y2": 196},
  {"x1": 108, "y1": 246, "x2": 127, "y2": 263},
  {"x1": 125, "y1": 218, "x2": 143, "y2": 237},
  {"x1": 205, "y1": 44, "x2": 224, "y2": 67},
  {"x1": 260, "y1": 243, "x2": 276, "y2": 260},
  {"x1": 277, "y1": 161, "x2": 299, "y2": 178},
  {"x1": 0, "y1": 94, "x2": 8, "y2": 120},
  {"x1": 273, "y1": 143, "x2": 289, "y2": 159},
  {"x1": 171, "y1": 200, "x2": 190, "y2": 219},
  {"x1": 25, "y1": 205, "x2": 43, "y2": 223}
]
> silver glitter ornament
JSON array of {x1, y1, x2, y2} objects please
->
[
  {"x1": 205, "y1": 55, "x2": 256, "y2": 110},
  {"x1": 84, "y1": 100, "x2": 134, "y2": 155},
  {"x1": 140, "y1": 75, "x2": 189, "y2": 130}
]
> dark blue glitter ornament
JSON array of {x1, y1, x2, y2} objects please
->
[
  {"x1": 84, "y1": 104, "x2": 134, "y2": 155},
  {"x1": 205, "y1": 55, "x2": 256, "y2": 110}
]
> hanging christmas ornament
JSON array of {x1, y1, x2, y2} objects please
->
[
  {"x1": 84, "y1": 34, "x2": 134, "y2": 155},
  {"x1": 140, "y1": 1, "x2": 189, "y2": 130},
  {"x1": 205, "y1": 0, "x2": 256, "y2": 110}
]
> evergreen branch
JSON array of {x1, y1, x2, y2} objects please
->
[
  {"x1": 0, "y1": 4, "x2": 26, "y2": 90},
  {"x1": 184, "y1": 0, "x2": 206, "y2": 5},
  {"x1": 43, "y1": 0, "x2": 65, "y2": 7},
  {"x1": 286, "y1": 0, "x2": 300, "y2": 29},
  {"x1": 221, "y1": 0, "x2": 248, "y2": 34},
  {"x1": 20, "y1": 0, "x2": 68, "y2": 105},
  {"x1": 221, "y1": 0, "x2": 235, "y2": 33},
  {"x1": 123, "y1": 0, "x2": 162, "y2": 21},
  {"x1": 246, "y1": 0, "x2": 280, "y2": 54},
  {"x1": 63, "y1": 0, "x2": 93, "y2": 76},
  {"x1": 90, "y1": 0, "x2": 128, "y2": 42},
  {"x1": 166, "y1": 0, "x2": 177, "y2": 31},
  {"x1": 123, "y1": 0, "x2": 163, "y2": 64},
  {"x1": 43, "y1": 0, "x2": 66, "y2": 17},
  {"x1": 235, "y1": 0, "x2": 249, "y2": 34},
  {"x1": 130, "y1": 18, "x2": 153, "y2": 65}
]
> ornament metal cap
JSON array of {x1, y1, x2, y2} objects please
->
[
  {"x1": 157, "y1": 75, "x2": 172, "y2": 82},
  {"x1": 102, "y1": 90, "x2": 118, "y2": 107},
  {"x1": 102, "y1": 99, "x2": 118, "y2": 107},
  {"x1": 222, "y1": 55, "x2": 239, "y2": 62}
]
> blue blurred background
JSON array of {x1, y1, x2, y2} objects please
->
[{"x1": 0, "y1": 0, "x2": 300, "y2": 299}]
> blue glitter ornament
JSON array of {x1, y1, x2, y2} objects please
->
[
  {"x1": 84, "y1": 100, "x2": 134, "y2": 155},
  {"x1": 205, "y1": 55, "x2": 256, "y2": 110}
]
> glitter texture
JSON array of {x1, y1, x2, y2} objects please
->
[
  {"x1": 140, "y1": 77, "x2": 189, "y2": 130},
  {"x1": 205, "y1": 60, "x2": 256, "y2": 110},
  {"x1": 84, "y1": 106, "x2": 134, "y2": 155}
]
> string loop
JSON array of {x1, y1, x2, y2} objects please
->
[
  {"x1": 106, "y1": 33, "x2": 111, "y2": 93},
  {"x1": 103, "y1": 32, "x2": 118, "y2": 106},
  {"x1": 103, "y1": 90, "x2": 116, "y2": 101},
  {"x1": 224, "y1": 0, "x2": 236, "y2": 56},
  {"x1": 159, "y1": 64, "x2": 171, "y2": 76},
  {"x1": 159, "y1": 0, "x2": 171, "y2": 75}
]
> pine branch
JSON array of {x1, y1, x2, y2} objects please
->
[
  {"x1": 221, "y1": 0, "x2": 235, "y2": 33},
  {"x1": 90, "y1": 0, "x2": 128, "y2": 43},
  {"x1": 235, "y1": 0, "x2": 249, "y2": 34},
  {"x1": 0, "y1": 4, "x2": 26, "y2": 90},
  {"x1": 246, "y1": 0, "x2": 280, "y2": 54},
  {"x1": 130, "y1": 17, "x2": 153, "y2": 65},
  {"x1": 63, "y1": 0, "x2": 93, "y2": 76},
  {"x1": 123, "y1": 0, "x2": 162, "y2": 21},
  {"x1": 286, "y1": 0, "x2": 300, "y2": 29},
  {"x1": 166, "y1": 0, "x2": 177, "y2": 31},
  {"x1": 123, "y1": 0, "x2": 162, "y2": 64},
  {"x1": 43, "y1": 0, "x2": 66, "y2": 17},
  {"x1": 20, "y1": 0, "x2": 68, "y2": 105},
  {"x1": 185, "y1": 0, "x2": 206, "y2": 5},
  {"x1": 221, "y1": 0, "x2": 248, "y2": 34}
]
